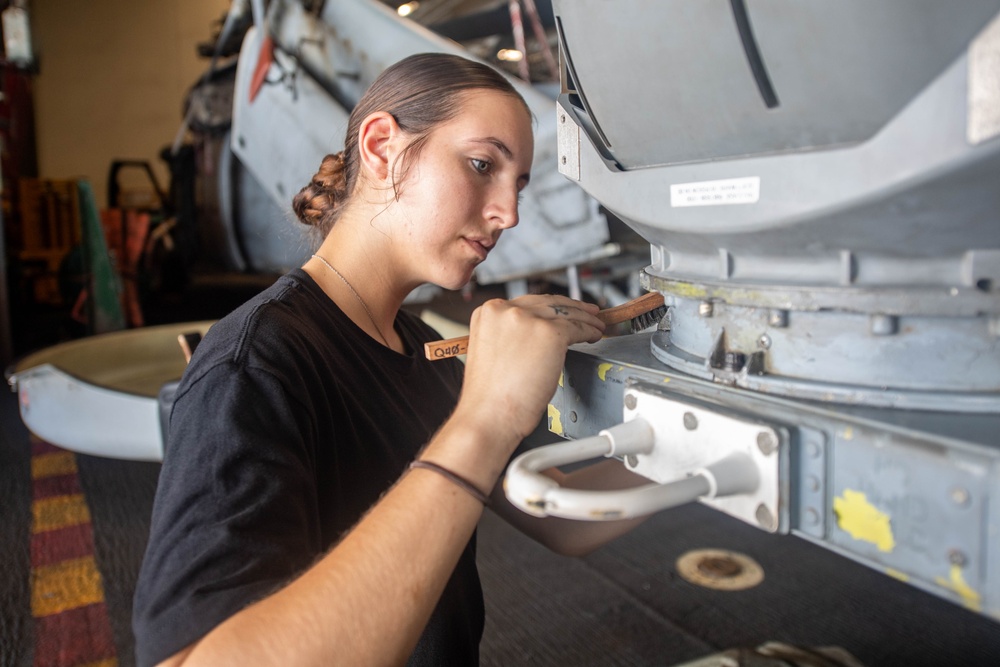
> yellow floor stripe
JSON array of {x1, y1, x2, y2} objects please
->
[
  {"x1": 31, "y1": 555, "x2": 106, "y2": 617},
  {"x1": 32, "y1": 494, "x2": 92, "y2": 533},
  {"x1": 31, "y1": 451, "x2": 78, "y2": 479}
]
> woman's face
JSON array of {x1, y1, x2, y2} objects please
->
[{"x1": 389, "y1": 89, "x2": 534, "y2": 290}]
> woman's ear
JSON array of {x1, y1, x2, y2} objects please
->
[{"x1": 357, "y1": 111, "x2": 402, "y2": 184}]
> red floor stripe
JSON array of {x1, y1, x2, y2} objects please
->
[
  {"x1": 30, "y1": 524, "x2": 96, "y2": 570},
  {"x1": 31, "y1": 439, "x2": 66, "y2": 456},
  {"x1": 32, "y1": 603, "x2": 117, "y2": 667},
  {"x1": 32, "y1": 474, "x2": 83, "y2": 501}
]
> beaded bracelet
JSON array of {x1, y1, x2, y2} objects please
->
[{"x1": 409, "y1": 460, "x2": 491, "y2": 506}]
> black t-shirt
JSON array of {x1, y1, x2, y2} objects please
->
[{"x1": 133, "y1": 269, "x2": 482, "y2": 666}]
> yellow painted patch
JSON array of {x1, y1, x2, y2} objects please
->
[
  {"x1": 79, "y1": 660, "x2": 119, "y2": 667},
  {"x1": 833, "y1": 489, "x2": 895, "y2": 553},
  {"x1": 548, "y1": 404, "x2": 563, "y2": 436},
  {"x1": 885, "y1": 567, "x2": 910, "y2": 583},
  {"x1": 597, "y1": 363, "x2": 613, "y2": 381},
  {"x1": 31, "y1": 556, "x2": 105, "y2": 617},
  {"x1": 558, "y1": 372, "x2": 564, "y2": 388},
  {"x1": 31, "y1": 451, "x2": 77, "y2": 479},
  {"x1": 32, "y1": 494, "x2": 92, "y2": 533},
  {"x1": 935, "y1": 565, "x2": 982, "y2": 612},
  {"x1": 664, "y1": 282, "x2": 709, "y2": 299}
]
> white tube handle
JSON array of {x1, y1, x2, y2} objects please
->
[{"x1": 504, "y1": 419, "x2": 760, "y2": 521}]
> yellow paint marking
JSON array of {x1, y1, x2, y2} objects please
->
[
  {"x1": 79, "y1": 660, "x2": 118, "y2": 667},
  {"x1": 32, "y1": 494, "x2": 92, "y2": 533},
  {"x1": 31, "y1": 556, "x2": 105, "y2": 617},
  {"x1": 597, "y1": 363, "x2": 613, "y2": 381},
  {"x1": 832, "y1": 489, "x2": 895, "y2": 553},
  {"x1": 31, "y1": 451, "x2": 77, "y2": 479},
  {"x1": 558, "y1": 372, "x2": 564, "y2": 388},
  {"x1": 548, "y1": 404, "x2": 563, "y2": 436},
  {"x1": 935, "y1": 565, "x2": 982, "y2": 612},
  {"x1": 885, "y1": 567, "x2": 910, "y2": 583}
]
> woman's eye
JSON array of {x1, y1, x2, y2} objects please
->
[{"x1": 471, "y1": 158, "x2": 492, "y2": 174}]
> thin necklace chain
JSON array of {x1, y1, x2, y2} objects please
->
[{"x1": 311, "y1": 254, "x2": 390, "y2": 347}]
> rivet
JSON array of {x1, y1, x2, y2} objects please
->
[
  {"x1": 569, "y1": 411, "x2": 578, "y2": 423},
  {"x1": 807, "y1": 475, "x2": 820, "y2": 492},
  {"x1": 950, "y1": 487, "x2": 970, "y2": 507},
  {"x1": 757, "y1": 334, "x2": 771, "y2": 350},
  {"x1": 948, "y1": 549, "x2": 968, "y2": 567},
  {"x1": 561, "y1": 155, "x2": 567, "y2": 165},
  {"x1": 683, "y1": 412, "x2": 698, "y2": 431},
  {"x1": 756, "y1": 431, "x2": 777, "y2": 455},
  {"x1": 560, "y1": 113, "x2": 567, "y2": 123},
  {"x1": 807, "y1": 441, "x2": 822, "y2": 459},
  {"x1": 805, "y1": 508, "x2": 820, "y2": 526},
  {"x1": 625, "y1": 454, "x2": 638, "y2": 467},
  {"x1": 624, "y1": 394, "x2": 637, "y2": 410}
]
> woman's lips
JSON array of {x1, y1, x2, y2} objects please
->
[{"x1": 465, "y1": 237, "x2": 492, "y2": 261}]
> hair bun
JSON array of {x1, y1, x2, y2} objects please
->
[{"x1": 292, "y1": 152, "x2": 348, "y2": 227}]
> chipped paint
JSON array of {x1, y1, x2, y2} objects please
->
[
  {"x1": 558, "y1": 372, "x2": 564, "y2": 388},
  {"x1": 885, "y1": 567, "x2": 910, "y2": 583},
  {"x1": 935, "y1": 565, "x2": 982, "y2": 611},
  {"x1": 833, "y1": 489, "x2": 895, "y2": 553},
  {"x1": 548, "y1": 404, "x2": 563, "y2": 435},
  {"x1": 597, "y1": 363, "x2": 613, "y2": 381}
]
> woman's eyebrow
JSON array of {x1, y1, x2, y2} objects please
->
[{"x1": 470, "y1": 137, "x2": 513, "y2": 160}]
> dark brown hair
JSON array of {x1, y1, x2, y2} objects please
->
[{"x1": 292, "y1": 53, "x2": 529, "y2": 237}]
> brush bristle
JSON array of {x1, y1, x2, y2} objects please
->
[{"x1": 628, "y1": 305, "x2": 668, "y2": 333}]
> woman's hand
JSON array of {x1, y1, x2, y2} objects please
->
[{"x1": 457, "y1": 295, "x2": 605, "y2": 446}]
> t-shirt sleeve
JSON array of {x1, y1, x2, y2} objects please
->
[{"x1": 132, "y1": 361, "x2": 321, "y2": 667}]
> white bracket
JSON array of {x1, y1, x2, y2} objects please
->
[
  {"x1": 504, "y1": 382, "x2": 786, "y2": 531},
  {"x1": 622, "y1": 383, "x2": 786, "y2": 532}
]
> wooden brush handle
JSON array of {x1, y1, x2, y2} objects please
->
[{"x1": 423, "y1": 292, "x2": 665, "y2": 361}]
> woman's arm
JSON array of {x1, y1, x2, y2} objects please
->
[{"x1": 156, "y1": 295, "x2": 605, "y2": 667}]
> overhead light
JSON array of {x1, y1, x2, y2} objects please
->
[
  {"x1": 397, "y1": 2, "x2": 419, "y2": 17},
  {"x1": 497, "y1": 49, "x2": 524, "y2": 62}
]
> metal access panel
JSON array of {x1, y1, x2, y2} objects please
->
[{"x1": 549, "y1": 335, "x2": 1000, "y2": 621}]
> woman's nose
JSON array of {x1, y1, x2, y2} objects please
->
[{"x1": 491, "y1": 186, "x2": 520, "y2": 230}]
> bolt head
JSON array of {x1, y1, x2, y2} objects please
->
[
  {"x1": 683, "y1": 412, "x2": 698, "y2": 431},
  {"x1": 757, "y1": 334, "x2": 771, "y2": 350},
  {"x1": 755, "y1": 504, "x2": 776, "y2": 531},
  {"x1": 625, "y1": 454, "x2": 638, "y2": 467},
  {"x1": 948, "y1": 549, "x2": 968, "y2": 567},
  {"x1": 624, "y1": 394, "x2": 637, "y2": 410},
  {"x1": 756, "y1": 431, "x2": 778, "y2": 455}
]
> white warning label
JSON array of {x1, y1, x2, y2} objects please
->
[{"x1": 670, "y1": 176, "x2": 760, "y2": 208}]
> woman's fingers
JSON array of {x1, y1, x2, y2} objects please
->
[{"x1": 456, "y1": 295, "x2": 606, "y2": 445}]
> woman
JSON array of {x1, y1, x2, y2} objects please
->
[{"x1": 134, "y1": 53, "x2": 644, "y2": 667}]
